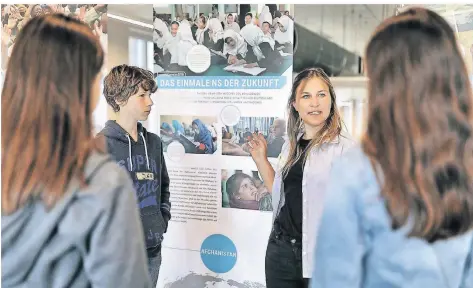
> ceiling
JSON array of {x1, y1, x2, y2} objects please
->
[{"x1": 108, "y1": 4, "x2": 152, "y2": 25}]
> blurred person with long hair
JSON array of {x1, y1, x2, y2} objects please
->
[
  {"x1": 1, "y1": 14, "x2": 151, "y2": 287},
  {"x1": 248, "y1": 68, "x2": 355, "y2": 287},
  {"x1": 311, "y1": 7, "x2": 473, "y2": 288}
]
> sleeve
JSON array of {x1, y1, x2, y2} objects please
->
[
  {"x1": 84, "y1": 170, "x2": 151, "y2": 288},
  {"x1": 214, "y1": 38, "x2": 224, "y2": 53},
  {"x1": 460, "y1": 236, "x2": 473, "y2": 288},
  {"x1": 311, "y1": 156, "x2": 366, "y2": 288},
  {"x1": 159, "y1": 139, "x2": 172, "y2": 232}
]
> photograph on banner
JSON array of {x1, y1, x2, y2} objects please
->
[
  {"x1": 153, "y1": 4, "x2": 293, "y2": 78},
  {"x1": 160, "y1": 115, "x2": 218, "y2": 155},
  {"x1": 1, "y1": 4, "x2": 108, "y2": 77},
  {"x1": 221, "y1": 169, "x2": 272, "y2": 211},
  {"x1": 222, "y1": 117, "x2": 286, "y2": 158},
  {"x1": 454, "y1": 7, "x2": 473, "y2": 81}
]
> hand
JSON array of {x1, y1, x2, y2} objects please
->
[
  {"x1": 248, "y1": 133, "x2": 268, "y2": 164},
  {"x1": 228, "y1": 55, "x2": 238, "y2": 65},
  {"x1": 236, "y1": 59, "x2": 247, "y2": 65},
  {"x1": 92, "y1": 21, "x2": 103, "y2": 38}
]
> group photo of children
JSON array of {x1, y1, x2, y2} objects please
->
[
  {"x1": 153, "y1": 4, "x2": 294, "y2": 76},
  {"x1": 1, "y1": 4, "x2": 107, "y2": 73},
  {"x1": 160, "y1": 115, "x2": 218, "y2": 155}
]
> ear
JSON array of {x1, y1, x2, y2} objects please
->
[{"x1": 292, "y1": 101, "x2": 297, "y2": 112}]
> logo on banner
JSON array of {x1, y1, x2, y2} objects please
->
[{"x1": 200, "y1": 234, "x2": 237, "y2": 273}]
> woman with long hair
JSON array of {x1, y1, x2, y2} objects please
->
[
  {"x1": 1, "y1": 14, "x2": 151, "y2": 287},
  {"x1": 249, "y1": 67, "x2": 355, "y2": 287},
  {"x1": 311, "y1": 7, "x2": 473, "y2": 288}
]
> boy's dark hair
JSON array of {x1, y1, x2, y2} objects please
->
[
  {"x1": 103, "y1": 65, "x2": 157, "y2": 112},
  {"x1": 245, "y1": 12, "x2": 252, "y2": 18}
]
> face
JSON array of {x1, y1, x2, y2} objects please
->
[
  {"x1": 245, "y1": 15, "x2": 252, "y2": 25},
  {"x1": 198, "y1": 17, "x2": 205, "y2": 29},
  {"x1": 192, "y1": 123, "x2": 199, "y2": 133},
  {"x1": 278, "y1": 22, "x2": 286, "y2": 32},
  {"x1": 227, "y1": 15, "x2": 234, "y2": 24},
  {"x1": 273, "y1": 121, "x2": 285, "y2": 136},
  {"x1": 262, "y1": 22, "x2": 270, "y2": 33},
  {"x1": 118, "y1": 86, "x2": 154, "y2": 121},
  {"x1": 18, "y1": 6, "x2": 26, "y2": 15},
  {"x1": 237, "y1": 177, "x2": 257, "y2": 201},
  {"x1": 285, "y1": 11, "x2": 289, "y2": 16},
  {"x1": 226, "y1": 37, "x2": 236, "y2": 48},
  {"x1": 293, "y1": 77, "x2": 332, "y2": 132},
  {"x1": 171, "y1": 23, "x2": 179, "y2": 37}
]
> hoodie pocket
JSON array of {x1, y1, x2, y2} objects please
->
[{"x1": 140, "y1": 209, "x2": 166, "y2": 249}]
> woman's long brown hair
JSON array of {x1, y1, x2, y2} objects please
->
[
  {"x1": 2, "y1": 14, "x2": 104, "y2": 214},
  {"x1": 282, "y1": 68, "x2": 343, "y2": 177},
  {"x1": 362, "y1": 7, "x2": 473, "y2": 242}
]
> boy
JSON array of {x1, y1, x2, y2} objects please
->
[{"x1": 98, "y1": 65, "x2": 171, "y2": 286}]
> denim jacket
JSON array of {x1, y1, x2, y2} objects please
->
[
  {"x1": 271, "y1": 133, "x2": 356, "y2": 278},
  {"x1": 311, "y1": 146, "x2": 473, "y2": 288}
]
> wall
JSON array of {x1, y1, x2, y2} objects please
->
[
  {"x1": 291, "y1": 5, "x2": 397, "y2": 139},
  {"x1": 294, "y1": 5, "x2": 395, "y2": 56},
  {"x1": 103, "y1": 9, "x2": 154, "y2": 127}
]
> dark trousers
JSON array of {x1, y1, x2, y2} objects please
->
[{"x1": 265, "y1": 228, "x2": 310, "y2": 288}]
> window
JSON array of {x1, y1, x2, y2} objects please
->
[{"x1": 129, "y1": 37, "x2": 154, "y2": 71}]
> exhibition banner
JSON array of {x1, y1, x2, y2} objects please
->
[{"x1": 153, "y1": 4, "x2": 293, "y2": 287}]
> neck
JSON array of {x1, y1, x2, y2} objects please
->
[
  {"x1": 116, "y1": 114, "x2": 138, "y2": 141},
  {"x1": 303, "y1": 123, "x2": 322, "y2": 140}
]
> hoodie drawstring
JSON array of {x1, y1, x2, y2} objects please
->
[
  {"x1": 140, "y1": 132, "x2": 150, "y2": 170},
  {"x1": 125, "y1": 133, "x2": 150, "y2": 171},
  {"x1": 125, "y1": 134, "x2": 133, "y2": 171}
]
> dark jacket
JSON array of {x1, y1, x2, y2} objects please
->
[{"x1": 98, "y1": 120, "x2": 171, "y2": 257}]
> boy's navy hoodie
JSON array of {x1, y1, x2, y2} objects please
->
[{"x1": 98, "y1": 120, "x2": 171, "y2": 257}]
